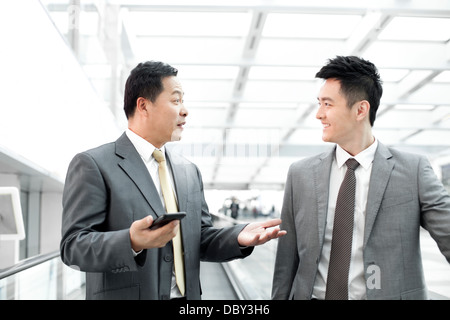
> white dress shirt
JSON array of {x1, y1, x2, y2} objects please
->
[
  {"x1": 125, "y1": 128, "x2": 183, "y2": 298},
  {"x1": 312, "y1": 138, "x2": 378, "y2": 300}
]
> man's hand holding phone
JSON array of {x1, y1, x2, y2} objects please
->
[
  {"x1": 129, "y1": 212, "x2": 186, "y2": 252},
  {"x1": 149, "y1": 212, "x2": 186, "y2": 230}
]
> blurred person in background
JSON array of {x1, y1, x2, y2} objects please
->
[{"x1": 230, "y1": 197, "x2": 239, "y2": 219}]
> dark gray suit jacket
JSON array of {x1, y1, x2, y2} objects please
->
[
  {"x1": 272, "y1": 142, "x2": 450, "y2": 300},
  {"x1": 60, "y1": 133, "x2": 252, "y2": 300}
]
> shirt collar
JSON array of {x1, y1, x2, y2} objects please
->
[
  {"x1": 125, "y1": 128, "x2": 165, "y2": 163},
  {"x1": 336, "y1": 137, "x2": 378, "y2": 170}
]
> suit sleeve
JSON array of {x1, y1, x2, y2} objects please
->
[
  {"x1": 271, "y1": 164, "x2": 299, "y2": 299},
  {"x1": 418, "y1": 155, "x2": 450, "y2": 263},
  {"x1": 60, "y1": 152, "x2": 138, "y2": 273}
]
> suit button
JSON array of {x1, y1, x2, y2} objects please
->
[{"x1": 164, "y1": 254, "x2": 173, "y2": 262}]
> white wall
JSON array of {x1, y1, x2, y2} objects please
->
[
  {"x1": 0, "y1": 0, "x2": 120, "y2": 181},
  {"x1": 0, "y1": 0, "x2": 120, "y2": 264}
]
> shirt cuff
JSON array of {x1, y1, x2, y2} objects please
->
[{"x1": 132, "y1": 248, "x2": 143, "y2": 257}]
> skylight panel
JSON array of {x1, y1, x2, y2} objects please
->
[
  {"x1": 125, "y1": 11, "x2": 252, "y2": 37},
  {"x1": 379, "y1": 17, "x2": 450, "y2": 42},
  {"x1": 263, "y1": 13, "x2": 362, "y2": 39},
  {"x1": 248, "y1": 66, "x2": 318, "y2": 80},
  {"x1": 433, "y1": 71, "x2": 450, "y2": 83}
]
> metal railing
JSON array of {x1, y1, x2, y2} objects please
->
[
  {"x1": 0, "y1": 251, "x2": 85, "y2": 300},
  {"x1": 0, "y1": 251, "x2": 59, "y2": 280}
]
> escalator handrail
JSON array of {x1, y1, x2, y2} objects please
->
[{"x1": 0, "y1": 250, "x2": 60, "y2": 280}]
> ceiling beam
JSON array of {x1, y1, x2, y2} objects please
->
[
  {"x1": 211, "y1": 10, "x2": 267, "y2": 185},
  {"x1": 153, "y1": 54, "x2": 450, "y2": 72},
  {"x1": 96, "y1": 2, "x2": 123, "y2": 119},
  {"x1": 119, "y1": 1, "x2": 450, "y2": 17},
  {"x1": 67, "y1": 0, "x2": 80, "y2": 58},
  {"x1": 397, "y1": 70, "x2": 442, "y2": 100},
  {"x1": 345, "y1": 11, "x2": 393, "y2": 55},
  {"x1": 174, "y1": 143, "x2": 450, "y2": 159},
  {"x1": 446, "y1": 40, "x2": 450, "y2": 62}
]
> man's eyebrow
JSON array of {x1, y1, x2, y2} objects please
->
[
  {"x1": 317, "y1": 96, "x2": 334, "y2": 102},
  {"x1": 172, "y1": 89, "x2": 184, "y2": 96}
]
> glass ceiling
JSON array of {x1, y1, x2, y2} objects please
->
[{"x1": 41, "y1": 0, "x2": 450, "y2": 190}]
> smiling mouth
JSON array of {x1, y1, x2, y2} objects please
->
[
  {"x1": 322, "y1": 123, "x2": 330, "y2": 128},
  {"x1": 177, "y1": 122, "x2": 186, "y2": 129}
]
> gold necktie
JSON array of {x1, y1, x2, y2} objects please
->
[{"x1": 152, "y1": 149, "x2": 185, "y2": 296}]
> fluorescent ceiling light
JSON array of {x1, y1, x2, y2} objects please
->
[
  {"x1": 234, "y1": 108, "x2": 297, "y2": 126},
  {"x1": 185, "y1": 102, "x2": 229, "y2": 108},
  {"x1": 134, "y1": 37, "x2": 243, "y2": 63},
  {"x1": 394, "y1": 104, "x2": 435, "y2": 110},
  {"x1": 177, "y1": 65, "x2": 239, "y2": 80},
  {"x1": 379, "y1": 17, "x2": 450, "y2": 41},
  {"x1": 433, "y1": 71, "x2": 450, "y2": 83},
  {"x1": 82, "y1": 64, "x2": 112, "y2": 78},
  {"x1": 256, "y1": 38, "x2": 345, "y2": 65},
  {"x1": 248, "y1": 66, "x2": 318, "y2": 80},
  {"x1": 239, "y1": 102, "x2": 298, "y2": 109},
  {"x1": 263, "y1": 13, "x2": 362, "y2": 39},
  {"x1": 78, "y1": 11, "x2": 99, "y2": 36},
  {"x1": 379, "y1": 68, "x2": 409, "y2": 82},
  {"x1": 125, "y1": 11, "x2": 251, "y2": 37},
  {"x1": 397, "y1": 70, "x2": 433, "y2": 93}
]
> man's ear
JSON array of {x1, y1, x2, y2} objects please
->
[
  {"x1": 356, "y1": 100, "x2": 370, "y2": 122},
  {"x1": 136, "y1": 97, "x2": 149, "y2": 116}
]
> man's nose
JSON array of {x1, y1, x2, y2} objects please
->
[
  {"x1": 316, "y1": 105, "x2": 323, "y2": 119},
  {"x1": 180, "y1": 103, "x2": 188, "y2": 117}
]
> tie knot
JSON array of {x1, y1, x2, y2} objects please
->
[
  {"x1": 152, "y1": 149, "x2": 165, "y2": 163},
  {"x1": 346, "y1": 158, "x2": 360, "y2": 171}
]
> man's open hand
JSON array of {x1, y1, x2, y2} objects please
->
[{"x1": 237, "y1": 218, "x2": 287, "y2": 247}]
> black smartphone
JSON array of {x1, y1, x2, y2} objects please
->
[{"x1": 149, "y1": 212, "x2": 186, "y2": 230}]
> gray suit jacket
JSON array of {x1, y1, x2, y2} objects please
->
[
  {"x1": 272, "y1": 142, "x2": 450, "y2": 300},
  {"x1": 60, "y1": 133, "x2": 252, "y2": 300}
]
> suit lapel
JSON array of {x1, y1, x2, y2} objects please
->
[
  {"x1": 315, "y1": 147, "x2": 335, "y2": 247},
  {"x1": 165, "y1": 149, "x2": 188, "y2": 213},
  {"x1": 115, "y1": 133, "x2": 165, "y2": 217},
  {"x1": 363, "y1": 142, "x2": 394, "y2": 248},
  {"x1": 165, "y1": 148, "x2": 189, "y2": 249}
]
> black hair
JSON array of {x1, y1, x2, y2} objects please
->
[
  {"x1": 123, "y1": 61, "x2": 178, "y2": 119},
  {"x1": 315, "y1": 56, "x2": 383, "y2": 126}
]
